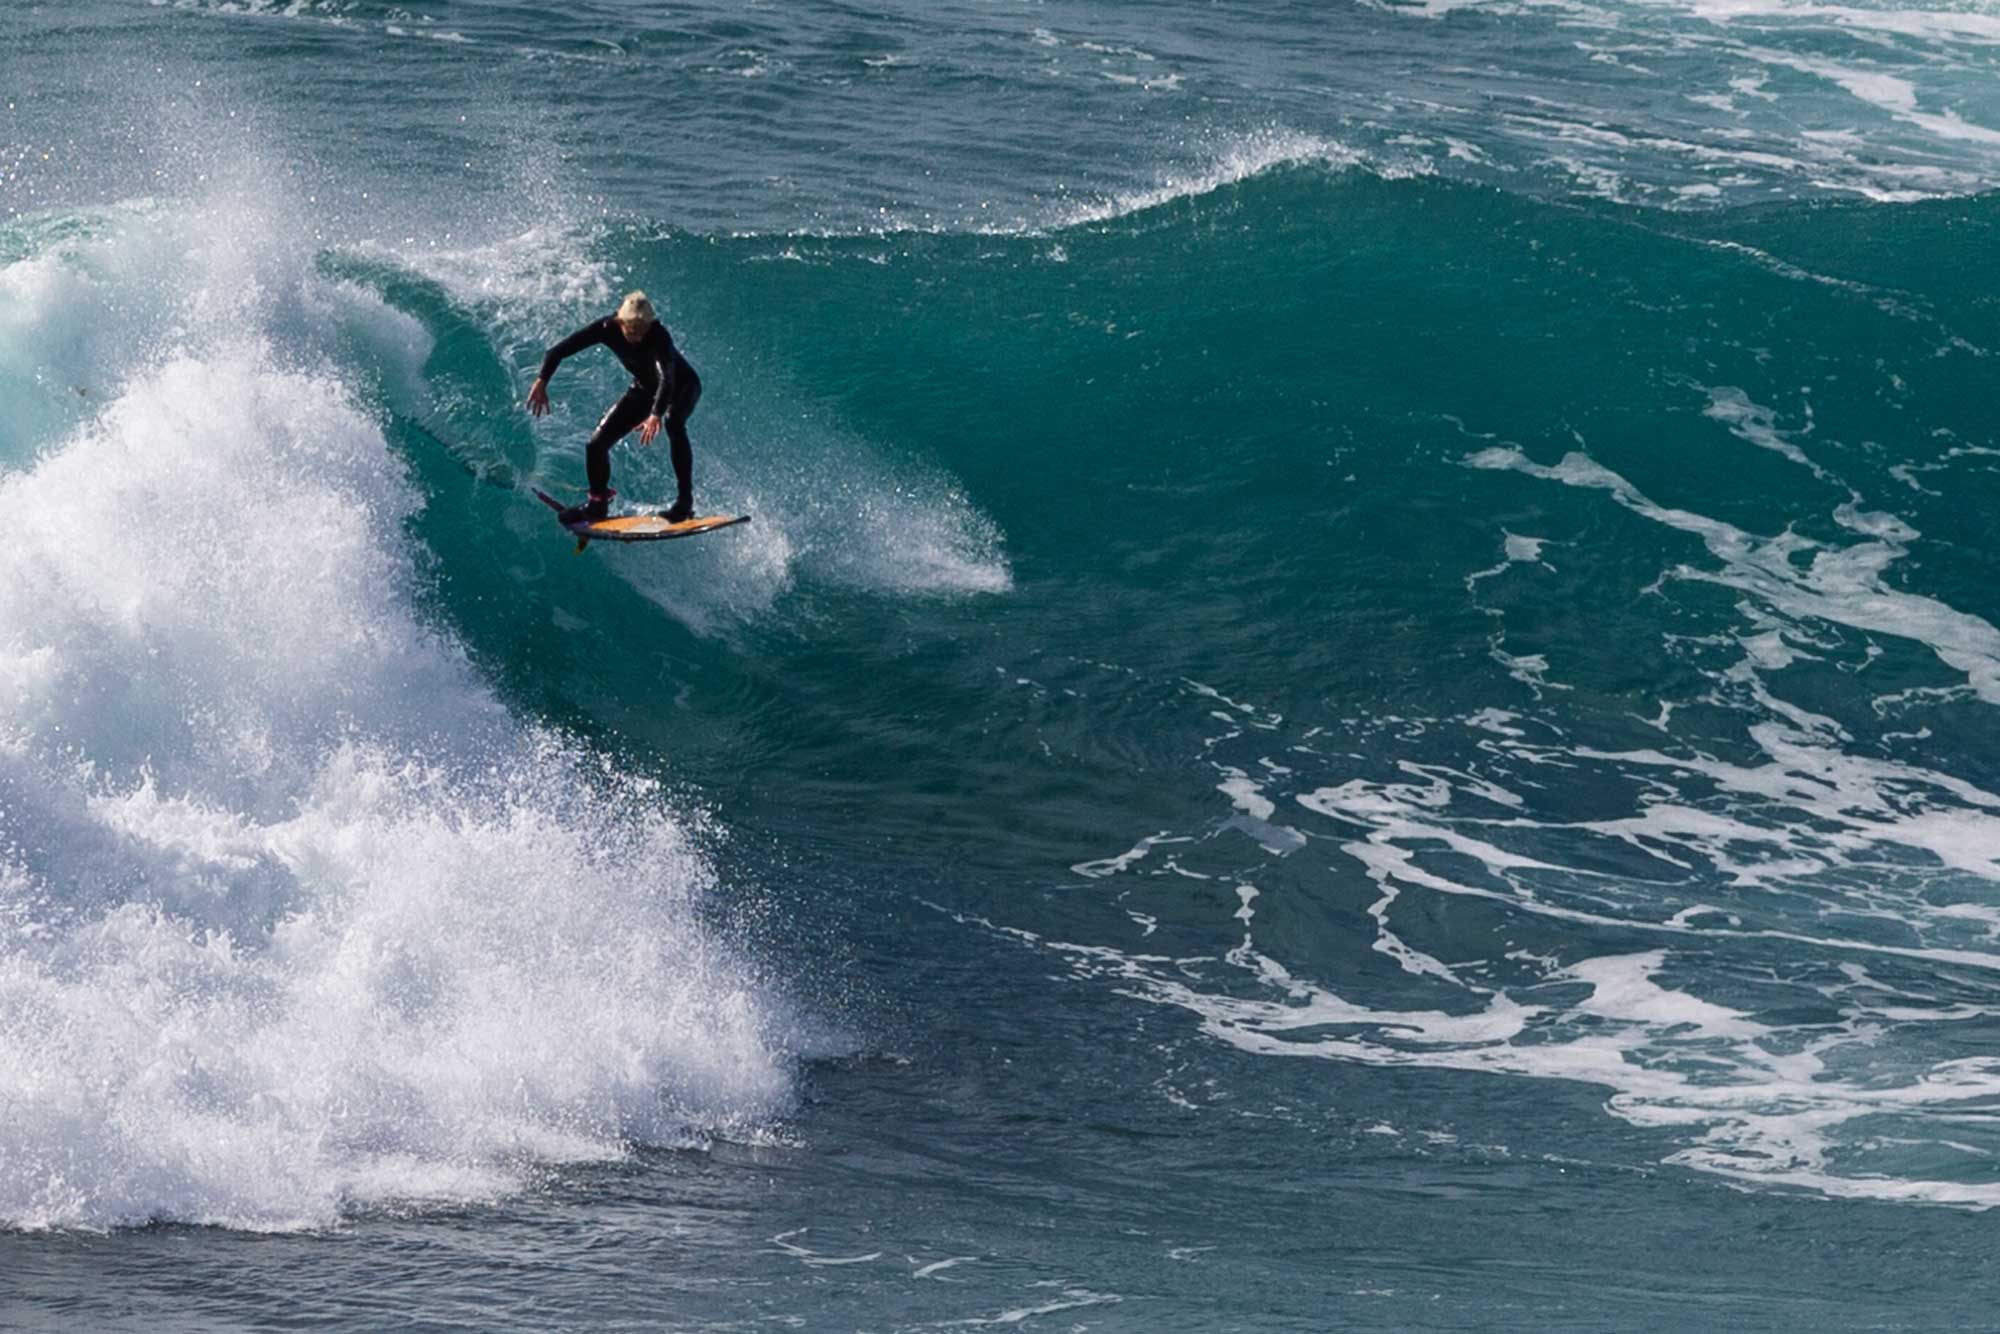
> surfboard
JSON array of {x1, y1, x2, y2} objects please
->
[{"x1": 533, "y1": 489, "x2": 751, "y2": 554}]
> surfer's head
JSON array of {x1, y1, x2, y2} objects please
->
[{"x1": 616, "y1": 290, "x2": 656, "y2": 341}]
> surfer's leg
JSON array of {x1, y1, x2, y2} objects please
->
[
  {"x1": 562, "y1": 387, "x2": 650, "y2": 524},
  {"x1": 585, "y1": 386, "x2": 652, "y2": 496},
  {"x1": 662, "y1": 374, "x2": 701, "y2": 521}
]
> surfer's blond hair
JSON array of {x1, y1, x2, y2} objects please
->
[{"x1": 616, "y1": 290, "x2": 656, "y2": 327}]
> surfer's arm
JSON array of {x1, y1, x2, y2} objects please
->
[
  {"x1": 536, "y1": 319, "x2": 609, "y2": 386},
  {"x1": 647, "y1": 326, "x2": 679, "y2": 418}
]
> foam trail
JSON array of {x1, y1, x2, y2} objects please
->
[
  {"x1": 1465, "y1": 445, "x2": 2000, "y2": 703},
  {"x1": 1027, "y1": 637, "x2": 2000, "y2": 1208},
  {"x1": 987, "y1": 883, "x2": 2000, "y2": 1208}
]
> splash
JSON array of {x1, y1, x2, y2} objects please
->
[
  {"x1": 0, "y1": 197, "x2": 802, "y2": 1232},
  {"x1": 1052, "y1": 130, "x2": 1378, "y2": 228}
]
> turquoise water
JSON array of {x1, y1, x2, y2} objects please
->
[{"x1": 5, "y1": 1, "x2": 2000, "y2": 1328}]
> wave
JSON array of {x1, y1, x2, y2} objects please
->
[
  {"x1": 847, "y1": 171, "x2": 2000, "y2": 1208},
  {"x1": 8, "y1": 131, "x2": 2000, "y2": 1227},
  {"x1": 0, "y1": 195, "x2": 811, "y2": 1232},
  {"x1": 1047, "y1": 130, "x2": 1386, "y2": 229}
]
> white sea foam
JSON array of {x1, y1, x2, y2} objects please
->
[
  {"x1": 622, "y1": 435, "x2": 1012, "y2": 635},
  {"x1": 1465, "y1": 445, "x2": 2000, "y2": 704},
  {"x1": 0, "y1": 202, "x2": 802, "y2": 1232},
  {"x1": 1359, "y1": 0, "x2": 2000, "y2": 203},
  {"x1": 1029, "y1": 743, "x2": 2000, "y2": 1206},
  {"x1": 1047, "y1": 533, "x2": 2000, "y2": 1209},
  {"x1": 1680, "y1": 0, "x2": 2000, "y2": 45},
  {"x1": 1072, "y1": 832, "x2": 1189, "y2": 879},
  {"x1": 401, "y1": 227, "x2": 618, "y2": 327},
  {"x1": 1740, "y1": 48, "x2": 2000, "y2": 147},
  {"x1": 151, "y1": 0, "x2": 474, "y2": 50},
  {"x1": 1215, "y1": 768, "x2": 1308, "y2": 855},
  {"x1": 1701, "y1": 385, "x2": 1830, "y2": 480},
  {"x1": 1466, "y1": 530, "x2": 1567, "y2": 693}
]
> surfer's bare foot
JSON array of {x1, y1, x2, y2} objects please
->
[{"x1": 661, "y1": 497, "x2": 694, "y2": 523}]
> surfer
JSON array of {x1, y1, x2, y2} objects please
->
[{"x1": 526, "y1": 290, "x2": 702, "y2": 524}]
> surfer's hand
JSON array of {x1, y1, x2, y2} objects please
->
[
  {"x1": 526, "y1": 379, "x2": 550, "y2": 416},
  {"x1": 639, "y1": 414, "x2": 663, "y2": 445}
]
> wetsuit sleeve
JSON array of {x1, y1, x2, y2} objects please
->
[
  {"x1": 648, "y1": 325, "x2": 679, "y2": 417},
  {"x1": 537, "y1": 319, "x2": 608, "y2": 383}
]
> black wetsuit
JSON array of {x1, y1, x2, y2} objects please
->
[{"x1": 538, "y1": 315, "x2": 702, "y2": 502}]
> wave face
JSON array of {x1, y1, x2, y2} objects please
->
[
  {"x1": 776, "y1": 169, "x2": 2000, "y2": 1211},
  {"x1": 8, "y1": 0, "x2": 2000, "y2": 1327}
]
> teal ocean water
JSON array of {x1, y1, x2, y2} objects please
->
[{"x1": 5, "y1": 1, "x2": 2000, "y2": 1328}]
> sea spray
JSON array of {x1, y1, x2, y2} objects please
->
[{"x1": 0, "y1": 199, "x2": 799, "y2": 1233}]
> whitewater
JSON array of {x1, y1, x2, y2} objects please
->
[
  {"x1": 7, "y1": 0, "x2": 2000, "y2": 1329},
  {"x1": 0, "y1": 191, "x2": 809, "y2": 1232}
]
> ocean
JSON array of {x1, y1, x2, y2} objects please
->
[{"x1": 4, "y1": 0, "x2": 2000, "y2": 1328}]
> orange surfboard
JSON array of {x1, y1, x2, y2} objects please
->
[{"x1": 534, "y1": 489, "x2": 751, "y2": 554}]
